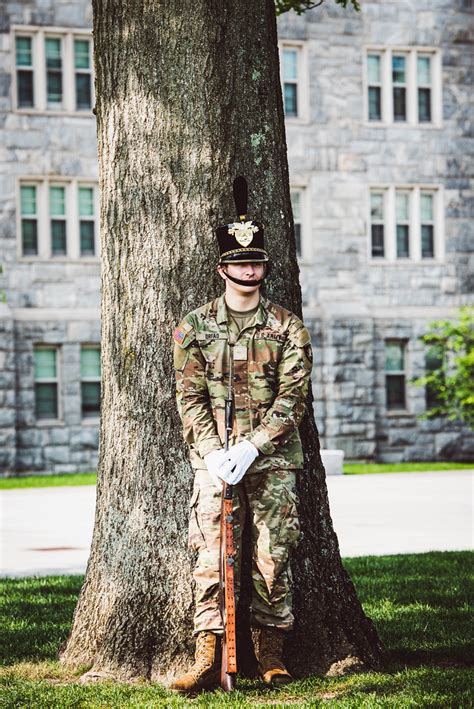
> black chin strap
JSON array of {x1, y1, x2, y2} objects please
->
[{"x1": 222, "y1": 262, "x2": 270, "y2": 287}]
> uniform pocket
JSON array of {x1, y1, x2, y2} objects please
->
[
  {"x1": 276, "y1": 484, "x2": 300, "y2": 549},
  {"x1": 188, "y1": 484, "x2": 206, "y2": 552}
]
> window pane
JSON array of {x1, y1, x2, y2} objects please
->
[
  {"x1": 370, "y1": 192, "x2": 384, "y2": 220},
  {"x1": 396, "y1": 225, "x2": 409, "y2": 258},
  {"x1": 21, "y1": 185, "x2": 36, "y2": 215},
  {"x1": 47, "y1": 70, "x2": 62, "y2": 103},
  {"x1": 417, "y1": 56, "x2": 431, "y2": 85},
  {"x1": 392, "y1": 55, "x2": 406, "y2": 84},
  {"x1": 79, "y1": 187, "x2": 94, "y2": 216},
  {"x1": 367, "y1": 54, "x2": 381, "y2": 84},
  {"x1": 45, "y1": 38, "x2": 62, "y2": 68},
  {"x1": 80, "y1": 222, "x2": 95, "y2": 255},
  {"x1": 51, "y1": 220, "x2": 67, "y2": 254},
  {"x1": 368, "y1": 86, "x2": 381, "y2": 120},
  {"x1": 420, "y1": 193, "x2": 433, "y2": 221},
  {"x1": 371, "y1": 225, "x2": 384, "y2": 257},
  {"x1": 396, "y1": 192, "x2": 409, "y2": 221},
  {"x1": 290, "y1": 190, "x2": 301, "y2": 219},
  {"x1": 385, "y1": 343, "x2": 404, "y2": 372},
  {"x1": 418, "y1": 88, "x2": 431, "y2": 122},
  {"x1": 81, "y1": 382, "x2": 101, "y2": 417},
  {"x1": 386, "y1": 375, "x2": 406, "y2": 409},
  {"x1": 421, "y1": 225, "x2": 434, "y2": 258},
  {"x1": 34, "y1": 348, "x2": 56, "y2": 378},
  {"x1": 17, "y1": 70, "x2": 34, "y2": 107},
  {"x1": 22, "y1": 219, "x2": 38, "y2": 254},
  {"x1": 393, "y1": 87, "x2": 406, "y2": 121},
  {"x1": 425, "y1": 345, "x2": 443, "y2": 409},
  {"x1": 35, "y1": 382, "x2": 58, "y2": 418},
  {"x1": 50, "y1": 186, "x2": 65, "y2": 216},
  {"x1": 75, "y1": 73, "x2": 92, "y2": 109},
  {"x1": 74, "y1": 39, "x2": 90, "y2": 69},
  {"x1": 283, "y1": 49, "x2": 297, "y2": 81},
  {"x1": 284, "y1": 83, "x2": 297, "y2": 116},
  {"x1": 294, "y1": 223, "x2": 301, "y2": 257},
  {"x1": 81, "y1": 347, "x2": 100, "y2": 377},
  {"x1": 16, "y1": 37, "x2": 32, "y2": 66}
]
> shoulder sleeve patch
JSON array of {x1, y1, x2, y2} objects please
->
[
  {"x1": 173, "y1": 320, "x2": 195, "y2": 349},
  {"x1": 287, "y1": 318, "x2": 311, "y2": 348}
]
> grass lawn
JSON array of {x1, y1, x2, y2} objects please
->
[
  {"x1": 1, "y1": 551, "x2": 472, "y2": 707},
  {"x1": 1, "y1": 462, "x2": 472, "y2": 489},
  {"x1": 344, "y1": 462, "x2": 474, "y2": 474}
]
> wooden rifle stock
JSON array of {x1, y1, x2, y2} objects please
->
[{"x1": 219, "y1": 343, "x2": 237, "y2": 690}]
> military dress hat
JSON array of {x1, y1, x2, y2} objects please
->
[{"x1": 216, "y1": 176, "x2": 269, "y2": 264}]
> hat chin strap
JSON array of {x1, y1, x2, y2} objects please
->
[{"x1": 222, "y1": 262, "x2": 270, "y2": 287}]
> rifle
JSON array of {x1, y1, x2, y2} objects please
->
[{"x1": 219, "y1": 341, "x2": 237, "y2": 691}]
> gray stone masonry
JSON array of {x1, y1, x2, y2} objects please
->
[{"x1": 0, "y1": 0, "x2": 473, "y2": 473}]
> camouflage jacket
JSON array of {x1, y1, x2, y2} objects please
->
[{"x1": 173, "y1": 294, "x2": 313, "y2": 472}]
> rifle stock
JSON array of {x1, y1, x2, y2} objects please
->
[{"x1": 219, "y1": 344, "x2": 237, "y2": 690}]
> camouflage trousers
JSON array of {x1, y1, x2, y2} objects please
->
[{"x1": 188, "y1": 467, "x2": 300, "y2": 635}]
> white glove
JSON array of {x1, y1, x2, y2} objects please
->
[
  {"x1": 218, "y1": 440, "x2": 259, "y2": 485},
  {"x1": 203, "y1": 449, "x2": 227, "y2": 490}
]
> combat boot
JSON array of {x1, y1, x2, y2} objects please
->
[
  {"x1": 251, "y1": 626, "x2": 293, "y2": 685},
  {"x1": 170, "y1": 631, "x2": 221, "y2": 694}
]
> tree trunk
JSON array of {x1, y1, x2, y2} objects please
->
[{"x1": 60, "y1": 0, "x2": 384, "y2": 682}]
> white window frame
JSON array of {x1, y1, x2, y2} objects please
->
[
  {"x1": 278, "y1": 40, "x2": 309, "y2": 123},
  {"x1": 363, "y1": 46, "x2": 442, "y2": 127},
  {"x1": 80, "y1": 344, "x2": 101, "y2": 421},
  {"x1": 12, "y1": 25, "x2": 94, "y2": 115},
  {"x1": 384, "y1": 339, "x2": 408, "y2": 414},
  {"x1": 16, "y1": 177, "x2": 99, "y2": 261},
  {"x1": 290, "y1": 184, "x2": 311, "y2": 262},
  {"x1": 368, "y1": 185, "x2": 444, "y2": 264},
  {"x1": 34, "y1": 344, "x2": 62, "y2": 424}
]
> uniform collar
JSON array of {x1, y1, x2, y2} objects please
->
[{"x1": 216, "y1": 293, "x2": 268, "y2": 327}]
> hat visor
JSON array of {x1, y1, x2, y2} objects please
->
[{"x1": 220, "y1": 250, "x2": 269, "y2": 264}]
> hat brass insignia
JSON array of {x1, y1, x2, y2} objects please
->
[{"x1": 228, "y1": 220, "x2": 259, "y2": 247}]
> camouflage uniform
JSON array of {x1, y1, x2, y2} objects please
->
[{"x1": 173, "y1": 293, "x2": 312, "y2": 634}]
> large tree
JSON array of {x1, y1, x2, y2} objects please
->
[{"x1": 60, "y1": 0, "x2": 384, "y2": 682}]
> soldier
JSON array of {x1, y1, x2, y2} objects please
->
[{"x1": 171, "y1": 177, "x2": 313, "y2": 694}]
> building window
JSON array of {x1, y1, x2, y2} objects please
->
[
  {"x1": 370, "y1": 191, "x2": 385, "y2": 258},
  {"x1": 290, "y1": 189, "x2": 302, "y2": 257},
  {"x1": 18, "y1": 178, "x2": 98, "y2": 260},
  {"x1": 369, "y1": 186, "x2": 443, "y2": 262},
  {"x1": 12, "y1": 27, "x2": 93, "y2": 113},
  {"x1": 365, "y1": 47, "x2": 441, "y2": 126},
  {"x1": 81, "y1": 346, "x2": 101, "y2": 418},
  {"x1": 20, "y1": 184, "x2": 38, "y2": 255},
  {"x1": 420, "y1": 191, "x2": 435, "y2": 258},
  {"x1": 78, "y1": 186, "x2": 96, "y2": 255},
  {"x1": 367, "y1": 53, "x2": 382, "y2": 121},
  {"x1": 279, "y1": 42, "x2": 307, "y2": 121},
  {"x1": 74, "y1": 38, "x2": 93, "y2": 110},
  {"x1": 15, "y1": 35, "x2": 34, "y2": 107},
  {"x1": 385, "y1": 341, "x2": 406, "y2": 410},
  {"x1": 425, "y1": 344, "x2": 444, "y2": 411},
  {"x1": 34, "y1": 347, "x2": 59, "y2": 420},
  {"x1": 50, "y1": 185, "x2": 67, "y2": 255},
  {"x1": 395, "y1": 190, "x2": 410, "y2": 258},
  {"x1": 45, "y1": 36, "x2": 63, "y2": 107}
]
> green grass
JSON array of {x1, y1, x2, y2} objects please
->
[
  {"x1": 1, "y1": 462, "x2": 472, "y2": 489},
  {"x1": 344, "y1": 461, "x2": 473, "y2": 474},
  {"x1": 1, "y1": 552, "x2": 473, "y2": 707},
  {"x1": 0, "y1": 472, "x2": 97, "y2": 489}
]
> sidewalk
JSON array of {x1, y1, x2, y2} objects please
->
[{"x1": 1, "y1": 470, "x2": 472, "y2": 577}]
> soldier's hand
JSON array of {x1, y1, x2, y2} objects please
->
[
  {"x1": 203, "y1": 449, "x2": 227, "y2": 490},
  {"x1": 219, "y1": 440, "x2": 259, "y2": 485}
]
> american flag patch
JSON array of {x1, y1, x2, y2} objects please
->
[{"x1": 173, "y1": 327, "x2": 187, "y2": 344}]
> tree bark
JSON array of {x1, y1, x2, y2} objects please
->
[{"x1": 60, "y1": 0, "x2": 384, "y2": 682}]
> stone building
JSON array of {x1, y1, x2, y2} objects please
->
[{"x1": 0, "y1": 0, "x2": 472, "y2": 474}]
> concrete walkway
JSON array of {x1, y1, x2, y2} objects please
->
[{"x1": 1, "y1": 470, "x2": 472, "y2": 577}]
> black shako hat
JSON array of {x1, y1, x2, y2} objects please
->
[{"x1": 216, "y1": 176, "x2": 269, "y2": 264}]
